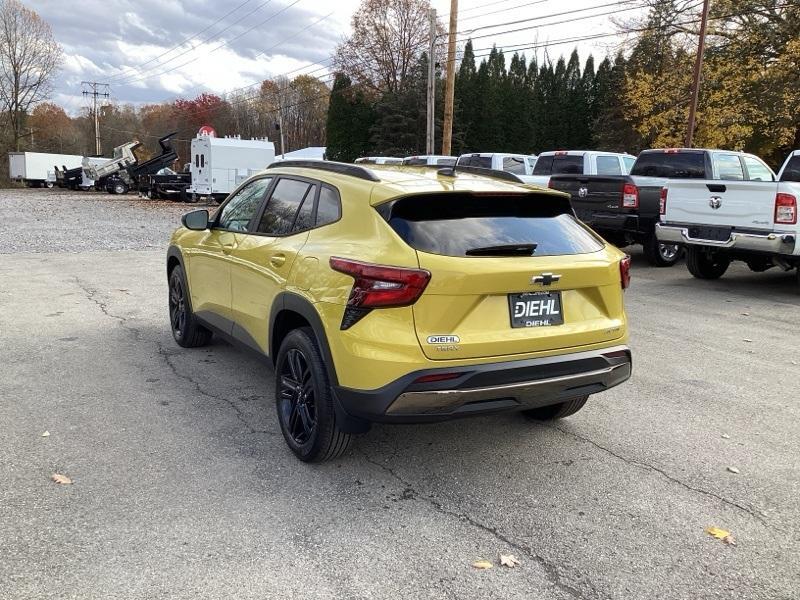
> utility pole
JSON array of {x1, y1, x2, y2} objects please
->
[
  {"x1": 277, "y1": 107, "x2": 286, "y2": 159},
  {"x1": 426, "y1": 8, "x2": 437, "y2": 155},
  {"x1": 81, "y1": 81, "x2": 110, "y2": 156},
  {"x1": 685, "y1": 0, "x2": 710, "y2": 148},
  {"x1": 441, "y1": 0, "x2": 458, "y2": 155}
]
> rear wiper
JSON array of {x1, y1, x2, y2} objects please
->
[{"x1": 465, "y1": 243, "x2": 537, "y2": 256}]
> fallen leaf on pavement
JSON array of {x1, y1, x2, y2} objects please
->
[
  {"x1": 472, "y1": 559, "x2": 493, "y2": 570},
  {"x1": 705, "y1": 526, "x2": 736, "y2": 545},
  {"x1": 742, "y1": 338, "x2": 753, "y2": 343},
  {"x1": 51, "y1": 473, "x2": 72, "y2": 485},
  {"x1": 740, "y1": 312, "x2": 749, "y2": 316},
  {"x1": 500, "y1": 554, "x2": 521, "y2": 568},
  {"x1": 41, "y1": 431, "x2": 50, "y2": 437},
  {"x1": 727, "y1": 466, "x2": 740, "y2": 474},
  {"x1": 721, "y1": 433, "x2": 730, "y2": 439}
]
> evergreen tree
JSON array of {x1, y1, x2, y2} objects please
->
[
  {"x1": 325, "y1": 73, "x2": 376, "y2": 162},
  {"x1": 453, "y1": 40, "x2": 478, "y2": 154},
  {"x1": 504, "y1": 53, "x2": 533, "y2": 153}
]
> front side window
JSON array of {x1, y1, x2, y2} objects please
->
[
  {"x1": 713, "y1": 154, "x2": 744, "y2": 180},
  {"x1": 596, "y1": 155, "x2": 622, "y2": 175},
  {"x1": 258, "y1": 178, "x2": 315, "y2": 235},
  {"x1": 743, "y1": 156, "x2": 774, "y2": 181},
  {"x1": 503, "y1": 156, "x2": 527, "y2": 174},
  {"x1": 217, "y1": 177, "x2": 273, "y2": 232}
]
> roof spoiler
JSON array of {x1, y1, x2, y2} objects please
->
[{"x1": 267, "y1": 160, "x2": 380, "y2": 182}]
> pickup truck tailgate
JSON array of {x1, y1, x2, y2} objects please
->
[
  {"x1": 665, "y1": 180, "x2": 776, "y2": 230},
  {"x1": 549, "y1": 176, "x2": 629, "y2": 222}
]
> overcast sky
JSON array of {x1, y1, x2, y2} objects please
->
[{"x1": 26, "y1": 0, "x2": 649, "y2": 114}]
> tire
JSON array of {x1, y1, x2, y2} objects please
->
[
  {"x1": 275, "y1": 327, "x2": 351, "y2": 462},
  {"x1": 643, "y1": 234, "x2": 683, "y2": 267},
  {"x1": 45, "y1": 181, "x2": 54, "y2": 189},
  {"x1": 113, "y1": 182, "x2": 128, "y2": 195},
  {"x1": 168, "y1": 265, "x2": 212, "y2": 348},
  {"x1": 686, "y1": 247, "x2": 730, "y2": 279},
  {"x1": 522, "y1": 395, "x2": 589, "y2": 421},
  {"x1": 746, "y1": 259, "x2": 772, "y2": 272}
]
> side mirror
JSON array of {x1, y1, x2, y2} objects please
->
[{"x1": 182, "y1": 209, "x2": 209, "y2": 231}]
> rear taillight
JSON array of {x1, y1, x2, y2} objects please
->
[
  {"x1": 622, "y1": 183, "x2": 639, "y2": 208},
  {"x1": 659, "y1": 187, "x2": 668, "y2": 215},
  {"x1": 775, "y1": 193, "x2": 797, "y2": 225},
  {"x1": 547, "y1": 179, "x2": 555, "y2": 188},
  {"x1": 620, "y1": 256, "x2": 631, "y2": 290},
  {"x1": 330, "y1": 258, "x2": 431, "y2": 329}
]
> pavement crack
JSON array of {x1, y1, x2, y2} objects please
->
[
  {"x1": 548, "y1": 424, "x2": 769, "y2": 526},
  {"x1": 74, "y1": 278, "x2": 269, "y2": 436},
  {"x1": 360, "y1": 450, "x2": 595, "y2": 600}
]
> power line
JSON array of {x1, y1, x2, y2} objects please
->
[
  {"x1": 111, "y1": 0, "x2": 287, "y2": 85},
  {"x1": 106, "y1": 0, "x2": 254, "y2": 83}
]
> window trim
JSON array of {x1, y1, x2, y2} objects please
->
[{"x1": 211, "y1": 175, "x2": 276, "y2": 232}]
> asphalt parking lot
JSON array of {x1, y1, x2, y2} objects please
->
[{"x1": 2, "y1": 188, "x2": 799, "y2": 600}]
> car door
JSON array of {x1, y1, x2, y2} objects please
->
[
  {"x1": 227, "y1": 177, "x2": 319, "y2": 354},
  {"x1": 184, "y1": 176, "x2": 273, "y2": 333}
]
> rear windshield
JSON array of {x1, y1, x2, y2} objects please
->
[
  {"x1": 382, "y1": 194, "x2": 603, "y2": 257},
  {"x1": 780, "y1": 156, "x2": 800, "y2": 182},
  {"x1": 457, "y1": 155, "x2": 492, "y2": 169},
  {"x1": 631, "y1": 152, "x2": 706, "y2": 178},
  {"x1": 403, "y1": 158, "x2": 427, "y2": 166},
  {"x1": 532, "y1": 155, "x2": 584, "y2": 175}
]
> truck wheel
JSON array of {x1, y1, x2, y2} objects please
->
[
  {"x1": 522, "y1": 395, "x2": 589, "y2": 421},
  {"x1": 45, "y1": 181, "x2": 54, "y2": 189},
  {"x1": 686, "y1": 247, "x2": 730, "y2": 279},
  {"x1": 113, "y1": 182, "x2": 128, "y2": 195},
  {"x1": 643, "y1": 235, "x2": 683, "y2": 267},
  {"x1": 275, "y1": 327, "x2": 351, "y2": 462}
]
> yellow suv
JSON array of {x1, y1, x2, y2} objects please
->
[{"x1": 167, "y1": 161, "x2": 632, "y2": 462}]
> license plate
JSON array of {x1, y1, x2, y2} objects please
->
[
  {"x1": 508, "y1": 292, "x2": 564, "y2": 328},
  {"x1": 689, "y1": 226, "x2": 731, "y2": 242}
]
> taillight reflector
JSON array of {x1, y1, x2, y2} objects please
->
[
  {"x1": 329, "y1": 257, "x2": 431, "y2": 308},
  {"x1": 775, "y1": 193, "x2": 797, "y2": 225},
  {"x1": 620, "y1": 256, "x2": 631, "y2": 290},
  {"x1": 413, "y1": 372, "x2": 463, "y2": 384},
  {"x1": 622, "y1": 183, "x2": 639, "y2": 208},
  {"x1": 659, "y1": 187, "x2": 668, "y2": 215}
]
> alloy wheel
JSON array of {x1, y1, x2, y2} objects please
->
[
  {"x1": 168, "y1": 274, "x2": 186, "y2": 337},
  {"x1": 279, "y1": 348, "x2": 317, "y2": 445},
  {"x1": 658, "y1": 243, "x2": 680, "y2": 262}
]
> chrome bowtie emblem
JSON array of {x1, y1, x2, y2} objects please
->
[
  {"x1": 531, "y1": 273, "x2": 561, "y2": 286},
  {"x1": 709, "y1": 196, "x2": 722, "y2": 209}
]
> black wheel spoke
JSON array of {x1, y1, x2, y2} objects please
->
[{"x1": 279, "y1": 347, "x2": 317, "y2": 445}]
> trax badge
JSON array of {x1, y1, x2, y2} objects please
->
[{"x1": 531, "y1": 273, "x2": 561, "y2": 286}]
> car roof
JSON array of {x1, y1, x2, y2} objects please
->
[
  {"x1": 262, "y1": 162, "x2": 566, "y2": 206},
  {"x1": 538, "y1": 150, "x2": 635, "y2": 157},
  {"x1": 458, "y1": 152, "x2": 536, "y2": 158}
]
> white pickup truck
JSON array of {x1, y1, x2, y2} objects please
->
[
  {"x1": 456, "y1": 153, "x2": 538, "y2": 182},
  {"x1": 656, "y1": 149, "x2": 799, "y2": 286},
  {"x1": 527, "y1": 150, "x2": 636, "y2": 187}
]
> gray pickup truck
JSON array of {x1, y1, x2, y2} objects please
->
[{"x1": 547, "y1": 149, "x2": 723, "y2": 266}]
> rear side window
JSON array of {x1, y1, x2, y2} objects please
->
[
  {"x1": 503, "y1": 156, "x2": 527, "y2": 174},
  {"x1": 631, "y1": 152, "x2": 706, "y2": 178},
  {"x1": 383, "y1": 194, "x2": 603, "y2": 257},
  {"x1": 743, "y1": 156, "x2": 774, "y2": 181},
  {"x1": 622, "y1": 156, "x2": 636, "y2": 173},
  {"x1": 316, "y1": 186, "x2": 341, "y2": 226},
  {"x1": 713, "y1": 153, "x2": 744, "y2": 180},
  {"x1": 458, "y1": 155, "x2": 492, "y2": 169},
  {"x1": 781, "y1": 156, "x2": 800, "y2": 182},
  {"x1": 258, "y1": 178, "x2": 315, "y2": 235},
  {"x1": 596, "y1": 155, "x2": 622, "y2": 175}
]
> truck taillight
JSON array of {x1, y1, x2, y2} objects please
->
[
  {"x1": 620, "y1": 256, "x2": 631, "y2": 290},
  {"x1": 775, "y1": 193, "x2": 797, "y2": 225},
  {"x1": 622, "y1": 183, "x2": 639, "y2": 208},
  {"x1": 659, "y1": 188, "x2": 668, "y2": 215}
]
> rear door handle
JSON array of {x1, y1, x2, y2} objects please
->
[{"x1": 270, "y1": 254, "x2": 286, "y2": 267}]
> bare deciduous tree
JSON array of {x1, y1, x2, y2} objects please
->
[
  {"x1": 0, "y1": 0, "x2": 61, "y2": 150},
  {"x1": 334, "y1": 0, "x2": 440, "y2": 94}
]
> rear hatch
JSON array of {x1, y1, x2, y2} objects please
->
[
  {"x1": 381, "y1": 192, "x2": 625, "y2": 360},
  {"x1": 665, "y1": 180, "x2": 777, "y2": 231},
  {"x1": 549, "y1": 175, "x2": 631, "y2": 224}
]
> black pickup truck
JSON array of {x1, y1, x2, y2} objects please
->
[{"x1": 547, "y1": 149, "x2": 707, "y2": 266}]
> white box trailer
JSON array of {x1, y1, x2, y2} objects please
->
[
  {"x1": 189, "y1": 136, "x2": 275, "y2": 201},
  {"x1": 9, "y1": 152, "x2": 84, "y2": 187}
]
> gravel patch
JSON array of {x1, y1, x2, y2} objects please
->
[{"x1": 0, "y1": 188, "x2": 215, "y2": 253}]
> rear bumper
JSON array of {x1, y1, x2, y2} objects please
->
[
  {"x1": 656, "y1": 223, "x2": 797, "y2": 255},
  {"x1": 333, "y1": 346, "x2": 632, "y2": 423}
]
